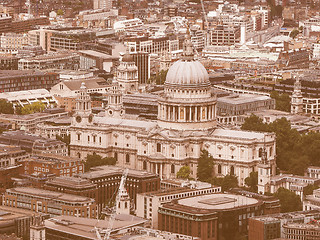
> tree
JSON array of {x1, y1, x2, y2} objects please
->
[
  {"x1": 212, "y1": 174, "x2": 238, "y2": 192},
  {"x1": 177, "y1": 166, "x2": 191, "y2": 179},
  {"x1": 56, "y1": 134, "x2": 70, "y2": 155},
  {"x1": 270, "y1": 91, "x2": 291, "y2": 112},
  {"x1": 20, "y1": 102, "x2": 46, "y2": 115},
  {"x1": 85, "y1": 153, "x2": 116, "y2": 172},
  {"x1": 290, "y1": 29, "x2": 299, "y2": 39},
  {"x1": 274, "y1": 187, "x2": 302, "y2": 213},
  {"x1": 245, "y1": 171, "x2": 258, "y2": 192},
  {"x1": 57, "y1": 9, "x2": 64, "y2": 15},
  {"x1": 197, "y1": 150, "x2": 214, "y2": 182},
  {"x1": 241, "y1": 114, "x2": 269, "y2": 132},
  {"x1": 303, "y1": 184, "x2": 318, "y2": 197},
  {"x1": 148, "y1": 70, "x2": 168, "y2": 85},
  {"x1": 0, "y1": 99, "x2": 14, "y2": 114}
]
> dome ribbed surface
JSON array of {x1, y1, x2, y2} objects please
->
[
  {"x1": 122, "y1": 52, "x2": 134, "y2": 62},
  {"x1": 165, "y1": 60, "x2": 210, "y2": 88}
]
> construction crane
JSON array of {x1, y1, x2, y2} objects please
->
[
  {"x1": 200, "y1": 0, "x2": 211, "y2": 46},
  {"x1": 95, "y1": 169, "x2": 129, "y2": 240}
]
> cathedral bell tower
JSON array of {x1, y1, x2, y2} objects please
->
[
  {"x1": 258, "y1": 147, "x2": 271, "y2": 194},
  {"x1": 105, "y1": 83, "x2": 125, "y2": 118},
  {"x1": 291, "y1": 76, "x2": 304, "y2": 114},
  {"x1": 73, "y1": 82, "x2": 94, "y2": 126},
  {"x1": 117, "y1": 48, "x2": 138, "y2": 94}
]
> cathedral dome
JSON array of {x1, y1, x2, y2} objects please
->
[
  {"x1": 122, "y1": 52, "x2": 134, "y2": 62},
  {"x1": 165, "y1": 60, "x2": 210, "y2": 88}
]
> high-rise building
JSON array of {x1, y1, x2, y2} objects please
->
[
  {"x1": 132, "y1": 52, "x2": 150, "y2": 85},
  {"x1": 94, "y1": 0, "x2": 112, "y2": 10}
]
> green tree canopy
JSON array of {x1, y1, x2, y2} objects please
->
[
  {"x1": 177, "y1": 166, "x2": 191, "y2": 179},
  {"x1": 245, "y1": 171, "x2": 258, "y2": 192},
  {"x1": 57, "y1": 9, "x2": 64, "y2": 15},
  {"x1": 274, "y1": 187, "x2": 302, "y2": 213},
  {"x1": 20, "y1": 102, "x2": 46, "y2": 115},
  {"x1": 197, "y1": 150, "x2": 214, "y2": 182},
  {"x1": 85, "y1": 153, "x2": 116, "y2": 172},
  {"x1": 270, "y1": 91, "x2": 291, "y2": 112},
  {"x1": 148, "y1": 70, "x2": 168, "y2": 85},
  {"x1": 212, "y1": 174, "x2": 238, "y2": 192},
  {"x1": 290, "y1": 29, "x2": 299, "y2": 39},
  {"x1": 241, "y1": 115, "x2": 315, "y2": 175},
  {"x1": 0, "y1": 99, "x2": 14, "y2": 114}
]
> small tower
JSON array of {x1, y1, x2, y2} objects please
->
[
  {"x1": 291, "y1": 76, "x2": 304, "y2": 114},
  {"x1": 160, "y1": 51, "x2": 172, "y2": 71},
  {"x1": 30, "y1": 215, "x2": 45, "y2": 240},
  {"x1": 105, "y1": 83, "x2": 125, "y2": 118},
  {"x1": 73, "y1": 82, "x2": 93, "y2": 126},
  {"x1": 116, "y1": 170, "x2": 130, "y2": 215},
  {"x1": 258, "y1": 147, "x2": 271, "y2": 195},
  {"x1": 117, "y1": 49, "x2": 138, "y2": 94}
]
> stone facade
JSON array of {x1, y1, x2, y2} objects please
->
[{"x1": 70, "y1": 38, "x2": 276, "y2": 186}]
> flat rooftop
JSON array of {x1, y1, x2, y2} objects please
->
[
  {"x1": 177, "y1": 193, "x2": 258, "y2": 210},
  {"x1": 217, "y1": 94, "x2": 271, "y2": 105},
  {"x1": 45, "y1": 214, "x2": 147, "y2": 239},
  {"x1": 7, "y1": 187, "x2": 94, "y2": 203},
  {"x1": 80, "y1": 165, "x2": 157, "y2": 179}
]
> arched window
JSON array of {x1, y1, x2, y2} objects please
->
[
  {"x1": 157, "y1": 143, "x2": 161, "y2": 153},
  {"x1": 126, "y1": 154, "x2": 130, "y2": 163},
  {"x1": 259, "y1": 148, "x2": 263, "y2": 158},
  {"x1": 218, "y1": 164, "x2": 222, "y2": 174},
  {"x1": 143, "y1": 161, "x2": 147, "y2": 170},
  {"x1": 171, "y1": 164, "x2": 175, "y2": 174},
  {"x1": 77, "y1": 152, "x2": 81, "y2": 159},
  {"x1": 231, "y1": 166, "x2": 235, "y2": 175}
]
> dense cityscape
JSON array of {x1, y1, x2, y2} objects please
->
[{"x1": 0, "y1": 0, "x2": 319, "y2": 239}]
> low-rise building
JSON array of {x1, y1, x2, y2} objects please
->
[
  {"x1": 35, "y1": 116, "x2": 71, "y2": 139},
  {"x1": 18, "y1": 52, "x2": 80, "y2": 71},
  {"x1": 216, "y1": 94, "x2": 275, "y2": 125},
  {"x1": 0, "y1": 131, "x2": 67, "y2": 156},
  {"x1": 0, "y1": 109, "x2": 68, "y2": 133},
  {"x1": 158, "y1": 193, "x2": 268, "y2": 240},
  {"x1": 0, "y1": 33, "x2": 29, "y2": 51},
  {"x1": 3, "y1": 187, "x2": 97, "y2": 218},
  {"x1": 304, "y1": 188, "x2": 320, "y2": 211},
  {"x1": 44, "y1": 176, "x2": 97, "y2": 203},
  {"x1": 283, "y1": 221, "x2": 320, "y2": 239},
  {"x1": 44, "y1": 215, "x2": 147, "y2": 240},
  {"x1": 78, "y1": 165, "x2": 160, "y2": 211},
  {"x1": 0, "y1": 70, "x2": 59, "y2": 93},
  {"x1": 21, "y1": 154, "x2": 84, "y2": 177},
  {"x1": 78, "y1": 49, "x2": 118, "y2": 72},
  {"x1": 0, "y1": 206, "x2": 42, "y2": 239},
  {"x1": 0, "y1": 89, "x2": 57, "y2": 109},
  {"x1": 136, "y1": 184, "x2": 221, "y2": 228},
  {"x1": 306, "y1": 166, "x2": 320, "y2": 179},
  {"x1": 0, "y1": 56, "x2": 18, "y2": 70},
  {"x1": 270, "y1": 174, "x2": 320, "y2": 201},
  {"x1": 248, "y1": 210, "x2": 320, "y2": 240}
]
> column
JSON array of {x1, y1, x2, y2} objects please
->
[
  {"x1": 173, "y1": 105, "x2": 176, "y2": 121},
  {"x1": 184, "y1": 107, "x2": 187, "y2": 121},
  {"x1": 195, "y1": 106, "x2": 197, "y2": 121},
  {"x1": 160, "y1": 163, "x2": 163, "y2": 180}
]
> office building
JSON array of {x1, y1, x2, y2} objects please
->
[
  {"x1": 3, "y1": 187, "x2": 97, "y2": 218},
  {"x1": 0, "y1": 70, "x2": 59, "y2": 93}
]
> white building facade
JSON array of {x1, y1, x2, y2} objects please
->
[{"x1": 70, "y1": 38, "x2": 276, "y2": 186}]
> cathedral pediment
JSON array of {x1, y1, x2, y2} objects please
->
[{"x1": 148, "y1": 132, "x2": 169, "y2": 141}]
